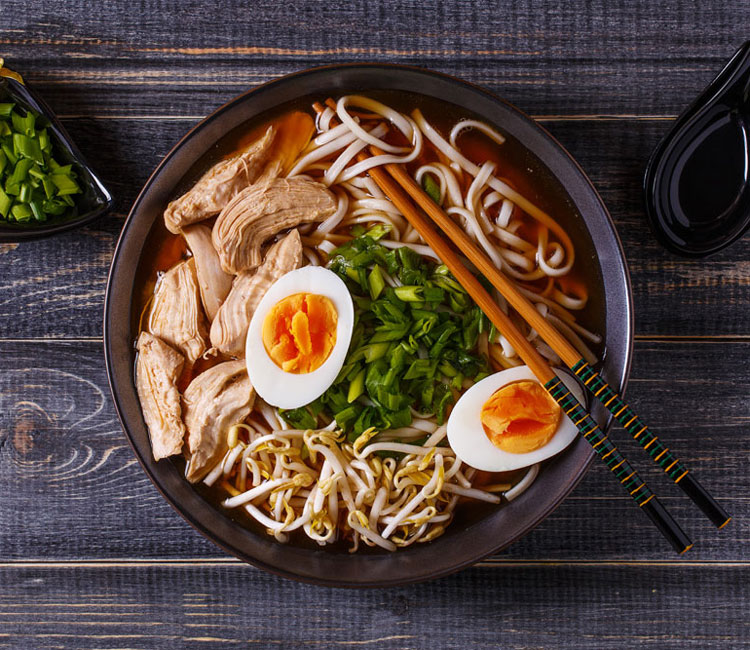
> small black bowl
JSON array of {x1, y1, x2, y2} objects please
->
[
  {"x1": 105, "y1": 64, "x2": 633, "y2": 586},
  {"x1": 643, "y1": 41, "x2": 750, "y2": 257},
  {"x1": 0, "y1": 74, "x2": 112, "y2": 242}
]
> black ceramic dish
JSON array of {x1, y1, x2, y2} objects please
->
[
  {"x1": 644, "y1": 41, "x2": 750, "y2": 257},
  {"x1": 0, "y1": 74, "x2": 112, "y2": 242},
  {"x1": 104, "y1": 64, "x2": 633, "y2": 587}
]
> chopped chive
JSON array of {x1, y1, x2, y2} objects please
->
[
  {"x1": 347, "y1": 369, "x2": 366, "y2": 403},
  {"x1": 317, "y1": 232, "x2": 491, "y2": 439},
  {"x1": 13, "y1": 133, "x2": 44, "y2": 164},
  {"x1": 29, "y1": 200, "x2": 46, "y2": 221},
  {"x1": 0, "y1": 103, "x2": 82, "y2": 224},
  {"x1": 2, "y1": 143, "x2": 17, "y2": 166},
  {"x1": 364, "y1": 342, "x2": 390, "y2": 363},
  {"x1": 394, "y1": 285, "x2": 423, "y2": 302},
  {"x1": 422, "y1": 173, "x2": 441, "y2": 204},
  {"x1": 0, "y1": 186, "x2": 11, "y2": 217},
  {"x1": 18, "y1": 182, "x2": 31, "y2": 203},
  {"x1": 42, "y1": 177, "x2": 56, "y2": 199},
  {"x1": 37, "y1": 128, "x2": 50, "y2": 152},
  {"x1": 368, "y1": 265, "x2": 385, "y2": 300},
  {"x1": 11, "y1": 203, "x2": 32, "y2": 221},
  {"x1": 9, "y1": 158, "x2": 33, "y2": 185},
  {"x1": 50, "y1": 173, "x2": 81, "y2": 196}
]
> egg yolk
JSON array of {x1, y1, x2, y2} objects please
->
[
  {"x1": 262, "y1": 293, "x2": 338, "y2": 374},
  {"x1": 480, "y1": 380, "x2": 562, "y2": 454}
]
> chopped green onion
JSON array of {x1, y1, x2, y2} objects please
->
[
  {"x1": 0, "y1": 186, "x2": 11, "y2": 218},
  {"x1": 313, "y1": 232, "x2": 491, "y2": 441},
  {"x1": 394, "y1": 285, "x2": 423, "y2": 302},
  {"x1": 13, "y1": 133, "x2": 44, "y2": 164},
  {"x1": 50, "y1": 173, "x2": 81, "y2": 196},
  {"x1": 11, "y1": 203, "x2": 32, "y2": 221},
  {"x1": 2, "y1": 143, "x2": 17, "y2": 166},
  {"x1": 37, "y1": 128, "x2": 50, "y2": 152},
  {"x1": 368, "y1": 265, "x2": 385, "y2": 300},
  {"x1": 9, "y1": 158, "x2": 33, "y2": 185},
  {"x1": 18, "y1": 182, "x2": 31, "y2": 203},
  {"x1": 29, "y1": 200, "x2": 46, "y2": 221},
  {"x1": 364, "y1": 342, "x2": 390, "y2": 363},
  {"x1": 279, "y1": 406, "x2": 318, "y2": 430},
  {"x1": 347, "y1": 369, "x2": 366, "y2": 403},
  {"x1": 422, "y1": 173, "x2": 441, "y2": 204},
  {"x1": 0, "y1": 103, "x2": 82, "y2": 224}
]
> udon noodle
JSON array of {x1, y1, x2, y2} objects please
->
[{"x1": 190, "y1": 95, "x2": 601, "y2": 550}]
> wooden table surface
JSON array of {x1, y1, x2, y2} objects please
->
[{"x1": 1, "y1": 1, "x2": 748, "y2": 648}]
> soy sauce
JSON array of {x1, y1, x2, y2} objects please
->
[{"x1": 676, "y1": 109, "x2": 747, "y2": 224}]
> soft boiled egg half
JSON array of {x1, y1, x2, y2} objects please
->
[
  {"x1": 447, "y1": 365, "x2": 585, "y2": 472},
  {"x1": 245, "y1": 266, "x2": 354, "y2": 409}
]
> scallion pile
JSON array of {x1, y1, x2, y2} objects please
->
[
  {"x1": 0, "y1": 102, "x2": 82, "y2": 223},
  {"x1": 281, "y1": 226, "x2": 491, "y2": 438}
]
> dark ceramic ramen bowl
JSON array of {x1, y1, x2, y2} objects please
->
[{"x1": 104, "y1": 64, "x2": 633, "y2": 587}]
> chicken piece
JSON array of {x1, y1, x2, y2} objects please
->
[
  {"x1": 148, "y1": 257, "x2": 208, "y2": 363},
  {"x1": 135, "y1": 332, "x2": 186, "y2": 461},
  {"x1": 183, "y1": 360, "x2": 255, "y2": 482},
  {"x1": 212, "y1": 176, "x2": 335, "y2": 274},
  {"x1": 182, "y1": 224, "x2": 233, "y2": 322},
  {"x1": 164, "y1": 126, "x2": 275, "y2": 234},
  {"x1": 210, "y1": 229, "x2": 303, "y2": 357}
]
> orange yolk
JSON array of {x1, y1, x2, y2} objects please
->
[
  {"x1": 262, "y1": 293, "x2": 337, "y2": 374},
  {"x1": 480, "y1": 380, "x2": 562, "y2": 454}
]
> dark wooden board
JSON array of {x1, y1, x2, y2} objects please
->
[
  {"x1": 0, "y1": 339, "x2": 744, "y2": 562},
  {"x1": 2, "y1": 1, "x2": 750, "y2": 117},
  {"x1": 1, "y1": 563, "x2": 748, "y2": 649},
  {"x1": 0, "y1": 119, "x2": 747, "y2": 340},
  {"x1": 2, "y1": 0, "x2": 750, "y2": 646}
]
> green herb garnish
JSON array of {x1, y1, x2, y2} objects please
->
[
  {"x1": 422, "y1": 173, "x2": 441, "y2": 204},
  {"x1": 0, "y1": 103, "x2": 82, "y2": 222},
  {"x1": 312, "y1": 226, "x2": 490, "y2": 442}
]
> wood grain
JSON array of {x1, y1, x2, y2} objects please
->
[
  {"x1": 2, "y1": 0, "x2": 749, "y2": 645},
  {"x1": 2, "y1": 0, "x2": 749, "y2": 117},
  {"x1": 1, "y1": 563, "x2": 748, "y2": 649},
  {"x1": 0, "y1": 340, "x2": 744, "y2": 562},
  {"x1": 0, "y1": 119, "x2": 747, "y2": 340}
]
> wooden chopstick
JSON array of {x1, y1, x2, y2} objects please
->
[
  {"x1": 312, "y1": 100, "x2": 692, "y2": 553},
  {"x1": 373, "y1": 141, "x2": 730, "y2": 530}
]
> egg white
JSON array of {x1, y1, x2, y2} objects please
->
[
  {"x1": 447, "y1": 365, "x2": 586, "y2": 472},
  {"x1": 245, "y1": 266, "x2": 354, "y2": 410}
]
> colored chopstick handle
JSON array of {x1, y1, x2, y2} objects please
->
[
  {"x1": 571, "y1": 359, "x2": 731, "y2": 528},
  {"x1": 545, "y1": 376, "x2": 692, "y2": 554}
]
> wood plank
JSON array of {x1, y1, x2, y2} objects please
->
[
  {"x1": 2, "y1": 1, "x2": 749, "y2": 116},
  {"x1": 0, "y1": 339, "x2": 745, "y2": 562},
  {"x1": 0, "y1": 563, "x2": 747, "y2": 648},
  {"x1": 0, "y1": 117, "x2": 747, "y2": 339}
]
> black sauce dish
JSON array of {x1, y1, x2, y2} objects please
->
[
  {"x1": 644, "y1": 41, "x2": 750, "y2": 257},
  {"x1": 105, "y1": 64, "x2": 634, "y2": 587},
  {"x1": 0, "y1": 72, "x2": 112, "y2": 243}
]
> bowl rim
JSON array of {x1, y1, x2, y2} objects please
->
[
  {"x1": 104, "y1": 63, "x2": 633, "y2": 587},
  {"x1": 0, "y1": 76, "x2": 113, "y2": 242}
]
